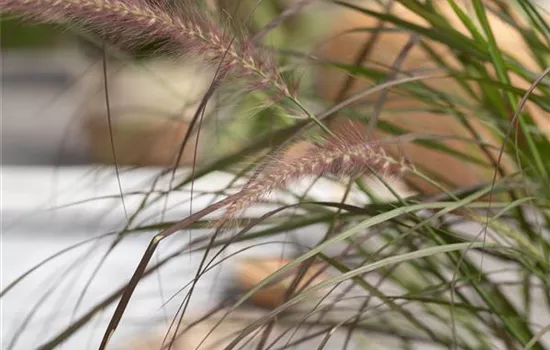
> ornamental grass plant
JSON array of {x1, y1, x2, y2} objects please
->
[{"x1": 2, "y1": 0, "x2": 550, "y2": 349}]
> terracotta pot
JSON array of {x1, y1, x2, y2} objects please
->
[
  {"x1": 314, "y1": 1, "x2": 548, "y2": 194},
  {"x1": 81, "y1": 58, "x2": 214, "y2": 166},
  {"x1": 85, "y1": 114, "x2": 197, "y2": 166},
  {"x1": 235, "y1": 258, "x2": 327, "y2": 309}
]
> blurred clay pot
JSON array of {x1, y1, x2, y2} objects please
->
[
  {"x1": 314, "y1": 0, "x2": 549, "y2": 194},
  {"x1": 85, "y1": 114, "x2": 197, "y2": 166},
  {"x1": 80, "y1": 57, "x2": 214, "y2": 166},
  {"x1": 235, "y1": 258, "x2": 327, "y2": 309}
]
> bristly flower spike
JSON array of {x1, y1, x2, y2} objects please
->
[
  {"x1": 0, "y1": 0, "x2": 291, "y2": 97},
  {"x1": 217, "y1": 130, "x2": 407, "y2": 229}
]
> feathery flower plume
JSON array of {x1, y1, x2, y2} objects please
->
[
  {"x1": 1, "y1": 0, "x2": 291, "y2": 96},
  {"x1": 217, "y1": 131, "x2": 407, "y2": 229}
]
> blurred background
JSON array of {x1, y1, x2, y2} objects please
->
[
  {"x1": 1, "y1": 0, "x2": 326, "y2": 166},
  {"x1": 1, "y1": 17, "x2": 213, "y2": 166}
]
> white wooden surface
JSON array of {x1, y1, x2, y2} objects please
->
[
  {"x1": 2, "y1": 166, "x2": 372, "y2": 350},
  {"x1": 3, "y1": 166, "x2": 550, "y2": 350}
]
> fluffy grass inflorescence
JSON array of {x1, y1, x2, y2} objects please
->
[
  {"x1": 217, "y1": 132, "x2": 406, "y2": 229},
  {"x1": 0, "y1": 0, "x2": 291, "y2": 96}
]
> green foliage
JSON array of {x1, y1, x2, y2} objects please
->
[{"x1": 1, "y1": 16, "x2": 64, "y2": 48}]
